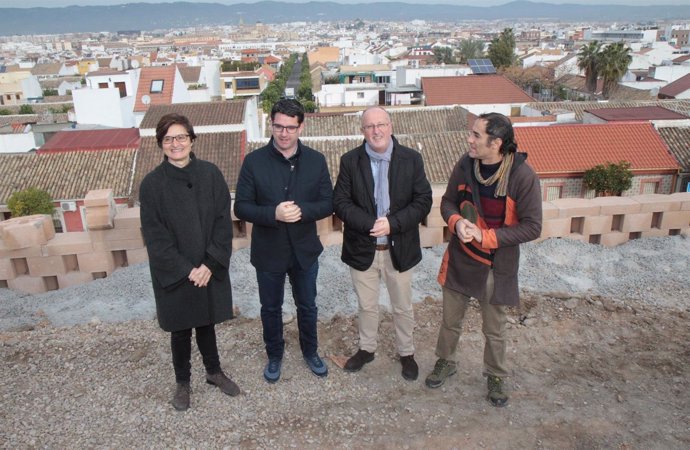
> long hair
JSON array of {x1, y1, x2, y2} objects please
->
[{"x1": 479, "y1": 112, "x2": 517, "y2": 155}]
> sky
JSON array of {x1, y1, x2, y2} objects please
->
[{"x1": 0, "y1": 0, "x2": 687, "y2": 8}]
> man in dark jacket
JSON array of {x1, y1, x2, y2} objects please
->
[
  {"x1": 234, "y1": 99, "x2": 333, "y2": 383},
  {"x1": 333, "y1": 106, "x2": 432, "y2": 381},
  {"x1": 425, "y1": 112, "x2": 542, "y2": 407}
]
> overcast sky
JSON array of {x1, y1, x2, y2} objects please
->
[{"x1": 1, "y1": 0, "x2": 687, "y2": 8}]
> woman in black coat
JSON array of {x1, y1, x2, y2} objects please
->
[{"x1": 140, "y1": 113, "x2": 239, "y2": 411}]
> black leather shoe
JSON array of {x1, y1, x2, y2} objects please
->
[
  {"x1": 344, "y1": 349, "x2": 375, "y2": 372},
  {"x1": 400, "y1": 355, "x2": 419, "y2": 381}
]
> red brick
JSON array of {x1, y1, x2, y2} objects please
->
[
  {"x1": 77, "y1": 251, "x2": 116, "y2": 275},
  {"x1": 42, "y1": 232, "x2": 92, "y2": 256},
  {"x1": 590, "y1": 196, "x2": 641, "y2": 215},
  {"x1": 7, "y1": 275, "x2": 47, "y2": 294},
  {"x1": 550, "y1": 198, "x2": 601, "y2": 218},
  {"x1": 0, "y1": 258, "x2": 16, "y2": 280},
  {"x1": 26, "y1": 255, "x2": 68, "y2": 277},
  {"x1": 631, "y1": 194, "x2": 680, "y2": 213},
  {"x1": 85, "y1": 206, "x2": 115, "y2": 230},
  {"x1": 113, "y1": 207, "x2": 142, "y2": 229},
  {"x1": 600, "y1": 232, "x2": 629, "y2": 247},
  {"x1": 57, "y1": 271, "x2": 95, "y2": 289},
  {"x1": 0, "y1": 215, "x2": 54, "y2": 249},
  {"x1": 669, "y1": 192, "x2": 690, "y2": 210},
  {"x1": 126, "y1": 248, "x2": 149, "y2": 265},
  {"x1": 660, "y1": 210, "x2": 690, "y2": 230},
  {"x1": 84, "y1": 189, "x2": 114, "y2": 208}
]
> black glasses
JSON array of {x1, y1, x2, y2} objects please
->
[
  {"x1": 162, "y1": 134, "x2": 190, "y2": 145},
  {"x1": 272, "y1": 124, "x2": 300, "y2": 134}
]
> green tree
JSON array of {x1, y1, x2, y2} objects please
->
[
  {"x1": 43, "y1": 89, "x2": 58, "y2": 97},
  {"x1": 457, "y1": 38, "x2": 485, "y2": 64},
  {"x1": 599, "y1": 42, "x2": 632, "y2": 99},
  {"x1": 301, "y1": 100, "x2": 316, "y2": 113},
  {"x1": 583, "y1": 161, "x2": 633, "y2": 196},
  {"x1": 487, "y1": 28, "x2": 516, "y2": 69},
  {"x1": 432, "y1": 47, "x2": 455, "y2": 64},
  {"x1": 7, "y1": 187, "x2": 55, "y2": 217},
  {"x1": 19, "y1": 104, "x2": 35, "y2": 114},
  {"x1": 577, "y1": 41, "x2": 602, "y2": 94}
]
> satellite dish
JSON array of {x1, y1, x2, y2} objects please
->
[
  {"x1": 141, "y1": 95, "x2": 150, "y2": 105},
  {"x1": 131, "y1": 60, "x2": 140, "y2": 69}
]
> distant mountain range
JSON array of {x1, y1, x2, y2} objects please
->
[{"x1": 1, "y1": 1, "x2": 689, "y2": 36}]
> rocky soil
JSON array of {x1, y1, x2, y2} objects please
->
[{"x1": 1, "y1": 236, "x2": 689, "y2": 448}]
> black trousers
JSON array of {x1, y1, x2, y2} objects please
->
[{"x1": 170, "y1": 324, "x2": 221, "y2": 383}]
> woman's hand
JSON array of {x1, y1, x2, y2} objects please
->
[{"x1": 189, "y1": 264, "x2": 212, "y2": 287}]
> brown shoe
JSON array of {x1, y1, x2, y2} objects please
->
[
  {"x1": 171, "y1": 382, "x2": 191, "y2": 411},
  {"x1": 206, "y1": 371, "x2": 240, "y2": 397}
]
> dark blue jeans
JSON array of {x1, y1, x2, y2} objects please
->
[{"x1": 256, "y1": 259, "x2": 319, "y2": 360}]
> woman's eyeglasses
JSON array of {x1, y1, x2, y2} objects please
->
[{"x1": 162, "y1": 134, "x2": 190, "y2": 145}]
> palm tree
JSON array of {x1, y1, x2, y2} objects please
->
[
  {"x1": 457, "y1": 39, "x2": 485, "y2": 64},
  {"x1": 599, "y1": 42, "x2": 632, "y2": 98},
  {"x1": 577, "y1": 41, "x2": 602, "y2": 94}
]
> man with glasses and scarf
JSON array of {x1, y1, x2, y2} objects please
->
[
  {"x1": 334, "y1": 106, "x2": 432, "y2": 381},
  {"x1": 234, "y1": 99, "x2": 333, "y2": 383}
]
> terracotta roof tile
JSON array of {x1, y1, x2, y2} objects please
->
[
  {"x1": 139, "y1": 101, "x2": 246, "y2": 129},
  {"x1": 528, "y1": 99, "x2": 690, "y2": 121},
  {"x1": 659, "y1": 73, "x2": 690, "y2": 98},
  {"x1": 134, "y1": 66, "x2": 176, "y2": 112},
  {"x1": 515, "y1": 123, "x2": 680, "y2": 175},
  {"x1": 247, "y1": 131, "x2": 469, "y2": 185},
  {"x1": 274, "y1": 107, "x2": 469, "y2": 138},
  {"x1": 178, "y1": 66, "x2": 202, "y2": 84},
  {"x1": 39, "y1": 128, "x2": 140, "y2": 152},
  {"x1": 585, "y1": 106, "x2": 689, "y2": 121},
  {"x1": 0, "y1": 149, "x2": 135, "y2": 203},
  {"x1": 422, "y1": 75, "x2": 534, "y2": 106},
  {"x1": 656, "y1": 126, "x2": 690, "y2": 171},
  {"x1": 131, "y1": 132, "x2": 245, "y2": 202}
]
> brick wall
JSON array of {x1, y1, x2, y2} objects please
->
[{"x1": 2, "y1": 188, "x2": 689, "y2": 294}]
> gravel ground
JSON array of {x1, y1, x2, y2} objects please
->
[
  {"x1": 1, "y1": 236, "x2": 689, "y2": 448},
  {"x1": 1, "y1": 235, "x2": 688, "y2": 331}
]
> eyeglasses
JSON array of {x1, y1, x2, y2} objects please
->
[
  {"x1": 162, "y1": 134, "x2": 190, "y2": 145},
  {"x1": 272, "y1": 124, "x2": 300, "y2": 134},
  {"x1": 362, "y1": 122, "x2": 390, "y2": 132}
]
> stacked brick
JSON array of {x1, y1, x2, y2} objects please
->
[
  {"x1": 1, "y1": 190, "x2": 689, "y2": 295},
  {"x1": 0, "y1": 189, "x2": 144, "y2": 294}
]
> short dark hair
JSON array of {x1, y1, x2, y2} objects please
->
[
  {"x1": 479, "y1": 112, "x2": 518, "y2": 155},
  {"x1": 271, "y1": 99, "x2": 305, "y2": 124},
  {"x1": 155, "y1": 113, "x2": 196, "y2": 148}
]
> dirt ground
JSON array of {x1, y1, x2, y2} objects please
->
[
  {"x1": 312, "y1": 294, "x2": 690, "y2": 449},
  {"x1": 1, "y1": 292, "x2": 688, "y2": 449}
]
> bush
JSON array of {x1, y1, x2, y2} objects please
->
[
  {"x1": 0, "y1": 109, "x2": 11, "y2": 115},
  {"x1": 43, "y1": 89, "x2": 58, "y2": 96},
  {"x1": 7, "y1": 187, "x2": 55, "y2": 217},
  {"x1": 583, "y1": 161, "x2": 633, "y2": 196},
  {"x1": 19, "y1": 104, "x2": 35, "y2": 114}
]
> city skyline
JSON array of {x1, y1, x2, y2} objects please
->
[{"x1": 2, "y1": 0, "x2": 689, "y2": 9}]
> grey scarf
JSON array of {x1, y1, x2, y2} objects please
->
[{"x1": 365, "y1": 143, "x2": 392, "y2": 219}]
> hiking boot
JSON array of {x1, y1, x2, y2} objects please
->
[
  {"x1": 425, "y1": 358, "x2": 457, "y2": 388},
  {"x1": 206, "y1": 370, "x2": 240, "y2": 396},
  {"x1": 344, "y1": 349, "x2": 375, "y2": 372},
  {"x1": 171, "y1": 382, "x2": 191, "y2": 411},
  {"x1": 304, "y1": 354, "x2": 329, "y2": 378},
  {"x1": 264, "y1": 358, "x2": 282, "y2": 384},
  {"x1": 400, "y1": 355, "x2": 419, "y2": 381},
  {"x1": 487, "y1": 375, "x2": 509, "y2": 407}
]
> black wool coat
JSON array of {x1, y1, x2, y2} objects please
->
[
  {"x1": 140, "y1": 155, "x2": 234, "y2": 332},
  {"x1": 333, "y1": 136, "x2": 432, "y2": 272},
  {"x1": 233, "y1": 139, "x2": 333, "y2": 272}
]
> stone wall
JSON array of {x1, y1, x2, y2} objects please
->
[{"x1": 2, "y1": 187, "x2": 689, "y2": 294}]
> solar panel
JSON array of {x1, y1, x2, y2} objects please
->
[{"x1": 468, "y1": 59, "x2": 497, "y2": 75}]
